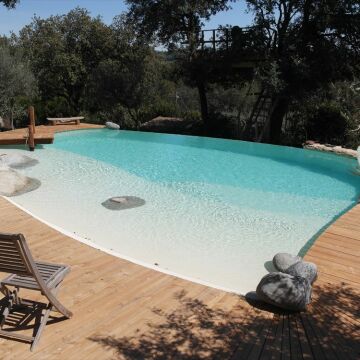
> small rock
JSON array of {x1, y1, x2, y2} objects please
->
[
  {"x1": 105, "y1": 122, "x2": 120, "y2": 130},
  {"x1": 0, "y1": 153, "x2": 38, "y2": 169},
  {"x1": 102, "y1": 196, "x2": 145, "y2": 210},
  {"x1": 0, "y1": 166, "x2": 40, "y2": 196},
  {"x1": 256, "y1": 272, "x2": 312, "y2": 311},
  {"x1": 273, "y1": 253, "x2": 302, "y2": 272},
  {"x1": 285, "y1": 261, "x2": 318, "y2": 284}
]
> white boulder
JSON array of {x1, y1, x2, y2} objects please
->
[
  {"x1": 105, "y1": 122, "x2": 120, "y2": 130},
  {"x1": 0, "y1": 166, "x2": 40, "y2": 196},
  {"x1": 0, "y1": 154, "x2": 38, "y2": 169}
]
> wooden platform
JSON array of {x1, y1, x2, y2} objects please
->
[
  {"x1": 0, "y1": 194, "x2": 359, "y2": 359},
  {"x1": 0, "y1": 123, "x2": 104, "y2": 147},
  {"x1": 47, "y1": 117, "x2": 84, "y2": 126}
]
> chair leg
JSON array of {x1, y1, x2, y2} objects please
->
[
  {"x1": 0, "y1": 283, "x2": 10, "y2": 297},
  {"x1": 0, "y1": 287, "x2": 18, "y2": 329},
  {"x1": 30, "y1": 302, "x2": 52, "y2": 351},
  {"x1": 30, "y1": 285, "x2": 60, "y2": 351}
]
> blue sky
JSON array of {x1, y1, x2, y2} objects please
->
[{"x1": 0, "y1": 0, "x2": 253, "y2": 36}]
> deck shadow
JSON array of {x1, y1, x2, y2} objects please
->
[{"x1": 89, "y1": 283, "x2": 359, "y2": 359}]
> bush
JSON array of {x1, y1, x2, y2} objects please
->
[
  {"x1": 42, "y1": 97, "x2": 75, "y2": 119},
  {"x1": 136, "y1": 102, "x2": 180, "y2": 125},
  {"x1": 183, "y1": 110, "x2": 201, "y2": 122},
  {"x1": 208, "y1": 111, "x2": 238, "y2": 139},
  {"x1": 87, "y1": 105, "x2": 133, "y2": 128},
  {"x1": 305, "y1": 102, "x2": 348, "y2": 145}
]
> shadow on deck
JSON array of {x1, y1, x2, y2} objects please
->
[{"x1": 90, "y1": 283, "x2": 359, "y2": 360}]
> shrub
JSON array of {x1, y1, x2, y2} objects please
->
[
  {"x1": 305, "y1": 101, "x2": 348, "y2": 145},
  {"x1": 183, "y1": 111, "x2": 202, "y2": 123}
]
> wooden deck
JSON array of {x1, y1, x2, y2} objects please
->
[
  {"x1": 0, "y1": 123, "x2": 104, "y2": 147},
  {"x1": 0, "y1": 131, "x2": 359, "y2": 358}
]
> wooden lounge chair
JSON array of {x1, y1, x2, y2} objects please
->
[
  {"x1": 0, "y1": 233, "x2": 72, "y2": 351},
  {"x1": 46, "y1": 117, "x2": 84, "y2": 125}
]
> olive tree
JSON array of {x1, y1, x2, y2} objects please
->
[
  {"x1": 18, "y1": 8, "x2": 114, "y2": 116},
  {"x1": 0, "y1": 42, "x2": 36, "y2": 129}
]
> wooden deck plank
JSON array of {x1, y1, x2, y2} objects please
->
[
  {"x1": 269, "y1": 314, "x2": 284, "y2": 360},
  {"x1": 257, "y1": 313, "x2": 281, "y2": 360},
  {"x1": 299, "y1": 314, "x2": 327, "y2": 360},
  {"x1": 0, "y1": 126, "x2": 359, "y2": 358},
  {"x1": 288, "y1": 315, "x2": 303, "y2": 360},
  {"x1": 308, "y1": 305, "x2": 359, "y2": 360},
  {"x1": 294, "y1": 314, "x2": 314, "y2": 360}
]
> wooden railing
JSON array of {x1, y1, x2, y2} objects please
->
[{"x1": 198, "y1": 26, "x2": 255, "y2": 51}]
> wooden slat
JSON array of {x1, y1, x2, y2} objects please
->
[
  {"x1": 288, "y1": 315, "x2": 302, "y2": 360},
  {"x1": 1, "y1": 261, "x2": 68, "y2": 291},
  {"x1": 0, "y1": 330, "x2": 34, "y2": 342},
  {"x1": 46, "y1": 117, "x2": 84, "y2": 121},
  {"x1": 261, "y1": 315, "x2": 282, "y2": 360}
]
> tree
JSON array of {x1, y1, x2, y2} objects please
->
[
  {"x1": 0, "y1": 41, "x2": 36, "y2": 129},
  {"x1": 245, "y1": 0, "x2": 360, "y2": 144},
  {"x1": 17, "y1": 8, "x2": 114, "y2": 116},
  {"x1": 85, "y1": 15, "x2": 165, "y2": 128},
  {"x1": 126, "y1": 0, "x2": 233, "y2": 129},
  {"x1": 0, "y1": 0, "x2": 19, "y2": 8}
]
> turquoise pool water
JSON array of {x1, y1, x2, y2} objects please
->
[{"x1": 6, "y1": 129, "x2": 360, "y2": 293}]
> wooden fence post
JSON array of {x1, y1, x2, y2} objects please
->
[
  {"x1": 28, "y1": 106, "x2": 35, "y2": 151},
  {"x1": 29, "y1": 106, "x2": 35, "y2": 134}
]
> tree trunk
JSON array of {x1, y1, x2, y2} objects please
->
[
  {"x1": 196, "y1": 79, "x2": 209, "y2": 132},
  {"x1": 265, "y1": 96, "x2": 289, "y2": 144}
]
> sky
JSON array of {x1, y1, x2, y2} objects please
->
[{"x1": 0, "y1": 0, "x2": 254, "y2": 36}]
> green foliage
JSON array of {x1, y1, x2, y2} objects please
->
[
  {"x1": 305, "y1": 101, "x2": 348, "y2": 145},
  {"x1": 243, "y1": 0, "x2": 360, "y2": 143},
  {"x1": 282, "y1": 80, "x2": 360, "y2": 148},
  {"x1": 87, "y1": 105, "x2": 132, "y2": 127},
  {"x1": 0, "y1": 43, "x2": 36, "y2": 128},
  {"x1": 0, "y1": 0, "x2": 19, "y2": 8},
  {"x1": 126, "y1": 0, "x2": 233, "y2": 50},
  {"x1": 126, "y1": 0, "x2": 235, "y2": 128},
  {"x1": 1, "y1": 3, "x2": 358, "y2": 148},
  {"x1": 18, "y1": 8, "x2": 114, "y2": 115},
  {"x1": 183, "y1": 111, "x2": 202, "y2": 123}
]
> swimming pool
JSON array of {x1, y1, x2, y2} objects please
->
[{"x1": 3, "y1": 129, "x2": 360, "y2": 293}]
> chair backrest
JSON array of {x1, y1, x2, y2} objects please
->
[
  {"x1": 0, "y1": 233, "x2": 35, "y2": 276},
  {"x1": 0, "y1": 232, "x2": 73, "y2": 318}
]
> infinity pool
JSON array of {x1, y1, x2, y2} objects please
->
[{"x1": 4, "y1": 129, "x2": 360, "y2": 293}]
